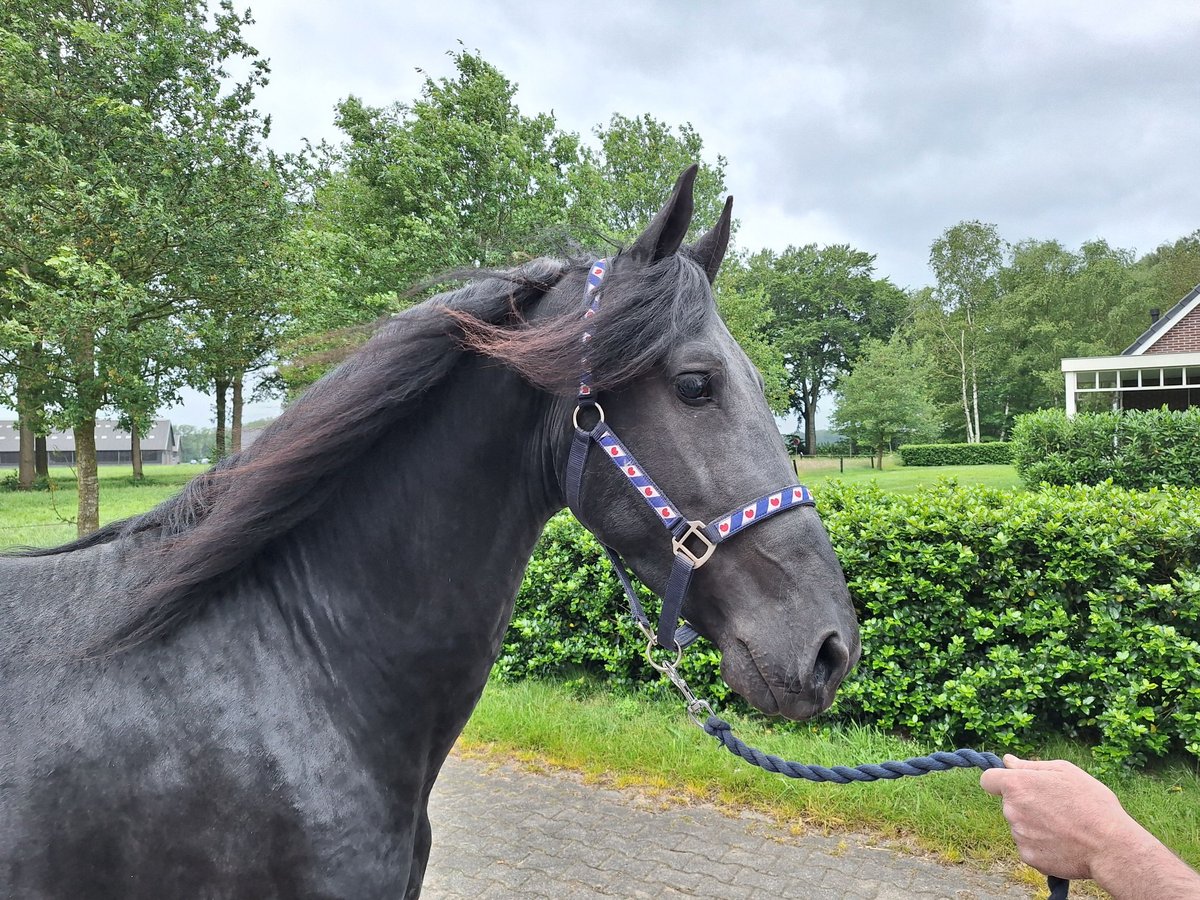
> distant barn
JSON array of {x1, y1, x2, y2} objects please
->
[{"x1": 0, "y1": 420, "x2": 180, "y2": 466}]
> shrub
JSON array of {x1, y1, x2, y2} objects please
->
[
  {"x1": 1, "y1": 471, "x2": 53, "y2": 491},
  {"x1": 821, "y1": 480, "x2": 1200, "y2": 768},
  {"x1": 1011, "y1": 407, "x2": 1200, "y2": 489},
  {"x1": 898, "y1": 442, "x2": 1012, "y2": 466},
  {"x1": 507, "y1": 482, "x2": 1200, "y2": 767}
]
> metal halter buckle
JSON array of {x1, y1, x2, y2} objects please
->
[{"x1": 672, "y1": 520, "x2": 716, "y2": 568}]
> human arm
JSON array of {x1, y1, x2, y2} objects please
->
[{"x1": 980, "y1": 755, "x2": 1200, "y2": 899}]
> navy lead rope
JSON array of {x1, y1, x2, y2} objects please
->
[
  {"x1": 566, "y1": 259, "x2": 1068, "y2": 900},
  {"x1": 701, "y1": 715, "x2": 1068, "y2": 900}
]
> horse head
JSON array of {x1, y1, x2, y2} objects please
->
[{"x1": 554, "y1": 166, "x2": 861, "y2": 721}]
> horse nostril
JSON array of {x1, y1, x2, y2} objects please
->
[{"x1": 812, "y1": 633, "x2": 850, "y2": 690}]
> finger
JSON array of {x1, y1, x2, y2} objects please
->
[
  {"x1": 980, "y1": 768, "x2": 1008, "y2": 795},
  {"x1": 1003, "y1": 755, "x2": 1074, "y2": 772}
]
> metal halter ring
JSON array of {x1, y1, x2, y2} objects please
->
[
  {"x1": 572, "y1": 402, "x2": 605, "y2": 432},
  {"x1": 644, "y1": 636, "x2": 684, "y2": 674}
]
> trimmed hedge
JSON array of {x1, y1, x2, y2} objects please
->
[
  {"x1": 1012, "y1": 407, "x2": 1200, "y2": 490},
  {"x1": 504, "y1": 482, "x2": 1200, "y2": 767},
  {"x1": 898, "y1": 442, "x2": 1012, "y2": 466}
]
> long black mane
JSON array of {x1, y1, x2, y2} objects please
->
[{"x1": 18, "y1": 251, "x2": 712, "y2": 651}]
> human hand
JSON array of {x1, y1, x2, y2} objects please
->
[{"x1": 979, "y1": 755, "x2": 1142, "y2": 881}]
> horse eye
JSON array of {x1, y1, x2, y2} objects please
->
[{"x1": 675, "y1": 373, "x2": 712, "y2": 402}]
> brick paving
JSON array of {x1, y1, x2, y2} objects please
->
[{"x1": 423, "y1": 753, "x2": 1036, "y2": 899}]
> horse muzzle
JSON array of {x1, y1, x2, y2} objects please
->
[{"x1": 720, "y1": 630, "x2": 858, "y2": 721}]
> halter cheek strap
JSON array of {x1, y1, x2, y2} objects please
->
[{"x1": 563, "y1": 259, "x2": 816, "y2": 649}]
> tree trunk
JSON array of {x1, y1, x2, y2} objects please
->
[
  {"x1": 802, "y1": 383, "x2": 819, "y2": 455},
  {"x1": 32, "y1": 340, "x2": 49, "y2": 477},
  {"x1": 876, "y1": 447, "x2": 884, "y2": 470},
  {"x1": 130, "y1": 426, "x2": 143, "y2": 480},
  {"x1": 15, "y1": 359, "x2": 36, "y2": 489},
  {"x1": 74, "y1": 419, "x2": 99, "y2": 536},
  {"x1": 35, "y1": 435, "x2": 48, "y2": 478},
  {"x1": 958, "y1": 331, "x2": 974, "y2": 444},
  {"x1": 231, "y1": 373, "x2": 244, "y2": 453},
  {"x1": 214, "y1": 377, "x2": 230, "y2": 458},
  {"x1": 969, "y1": 349, "x2": 981, "y2": 444},
  {"x1": 17, "y1": 422, "x2": 34, "y2": 489}
]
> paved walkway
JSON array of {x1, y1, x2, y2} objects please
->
[{"x1": 424, "y1": 753, "x2": 1036, "y2": 899}]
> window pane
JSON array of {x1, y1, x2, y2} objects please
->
[
  {"x1": 1164, "y1": 367, "x2": 1183, "y2": 386},
  {"x1": 1120, "y1": 371, "x2": 1139, "y2": 388},
  {"x1": 1077, "y1": 371, "x2": 1097, "y2": 389},
  {"x1": 1098, "y1": 370, "x2": 1117, "y2": 389},
  {"x1": 1142, "y1": 369, "x2": 1161, "y2": 387},
  {"x1": 1188, "y1": 368, "x2": 1200, "y2": 386}
]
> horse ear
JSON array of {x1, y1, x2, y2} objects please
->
[
  {"x1": 626, "y1": 164, "x2": 697, "y2": 265},
  {"x1": 690, "y1": 195, "x2": 733, "y2": 283}
]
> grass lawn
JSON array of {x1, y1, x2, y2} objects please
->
[
  {"x1": 0, "y1": 464, "x2": 208, "y2": 549},
  {"x1": 794, "y1": 455, "x2": 1024, "y2": 492}
]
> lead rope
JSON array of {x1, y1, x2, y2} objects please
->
[{"x1": 642, "y1": 639, "x2": 1070, "y2": 900}]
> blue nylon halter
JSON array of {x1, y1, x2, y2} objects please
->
[{"x1": 564, "y1": 258, "x2": 816, "y2": 649}]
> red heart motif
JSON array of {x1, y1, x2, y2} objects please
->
[
  {"x1": 609, "y1": 447, "x2": 620, "y2": 456},
  {"x1": 626, "y1": 466, "x2": 636, "y2": 476},
  {"x1": 744, "y1": 508, "x2": 755, "y2": 519},
  {"x1": 770, "y1": 497, "x2": 780, "y2": 507},
  {"x1": 793, "y1": 489, "x2": 803, "y2": 500},
  {"x1": 719, "y1": 522, "x2": 730, "y2": 533},
  {"x1": 643, "y1": 487, "x2": 653, "y2": 497},
  {"x1": 661, "y1": 508, "x2": 672, "y2": 518}
]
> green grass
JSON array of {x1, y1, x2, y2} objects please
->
[
  {"x1": 463, "y1": 679, "x2": 1200, "y2": 885},
  {"x1": 794, "y1": 456, "x2": 1024, "y2": 493},
  {"x1": 0, "y1": 464, "x2": 207, "y2": 548}
]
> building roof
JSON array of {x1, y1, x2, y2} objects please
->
[
  {"x1": 0, "y1": 419, "x2": 178, "y2": 452},
  {"x1": 1123, "y1": 282, "x2": 1200, "y2": 354}
]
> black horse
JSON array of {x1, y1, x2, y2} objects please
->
[{"x1": 0, "y1": 167, "x2": 859, "y2": 898}]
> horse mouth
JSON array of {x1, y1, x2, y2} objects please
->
[{"x1": 719, "y1": 639, "x2": 831, "y2": 722}]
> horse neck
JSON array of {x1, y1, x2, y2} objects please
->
[{"x1": 261, "y1": 354, "x2": 567, "y2": 764}]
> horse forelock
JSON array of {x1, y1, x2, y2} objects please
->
[{"x1": 453, "y1": 251, "x2": 713, "y2": 395}]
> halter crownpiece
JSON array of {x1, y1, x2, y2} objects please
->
[{"x1": 564, "y1": 259, "x2": 816, "y2": 649}]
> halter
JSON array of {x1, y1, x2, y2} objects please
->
[{"x1": 563, "y1": 258, "x2": 816, "y2": 650}]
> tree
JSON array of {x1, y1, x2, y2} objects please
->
[
  {"x1": 569, "y1": 113, "x2": 729, "y2": 244},
  {"x1": 713, "y1": 261, "x2": 788, "y2": 413},
  {"x1": 1135, "y1": 230, "x2": 1200, "y2": 311},
  {"x1": 832, "y1": 333, "x2": 939, "y2": 468},
  {"x1": 279, "y1": 51, "x2": 735, "y2": 397},
  {"x1": 735, "y1": 245, "x2": 906, "y2": 454},
  {"x1": 922, "y1": 221, "x2": 1004, "y2": 444},
  {"x1": 0, "y1": 0, "x2": 271, "y2": 532}
]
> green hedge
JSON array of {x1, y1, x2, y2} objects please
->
[
  {"x1": 898, "y1": 442, "x2": 1013, "y2": 466},
  {"x1": 1012, "y1": 407, "x2": 1200, "y2": 489},
  {"x1": 506, "y1": 482, "x2": 1200, "y2": 767}
]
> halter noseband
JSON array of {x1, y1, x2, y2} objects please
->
[{"x1": 563, "y1": 258, "x2": 816, "y2": 650}]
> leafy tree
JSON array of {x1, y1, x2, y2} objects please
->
[
  {"x1": 0, "y1": 0, "x2": 270, "y2": 532},
  {"x1": 712, "y1": 262, "x2": 788, "y2": 412},
  {"x1": 920, "y1": 221, "x2": 1004, "y2": 443},
  {"x1": 279, "y1": 52, "x2": 735, "y2": 397},
  {"x1": 735, "y1": 245, "x2": 906, "y2": 454},
  {"x1": 832, "y1": 333, "x2": 939, "y2": 468},
  {"x1": 569, "y1": 113, "x2": 729, "y2": 244},
  {"x1": 1135, "y1": 230, "x2": 1200, "y2": 311}
]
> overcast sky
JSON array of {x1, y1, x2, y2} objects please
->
[{"x1": 46, "y1": 0, "x2": 1200, "y2": 428}]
